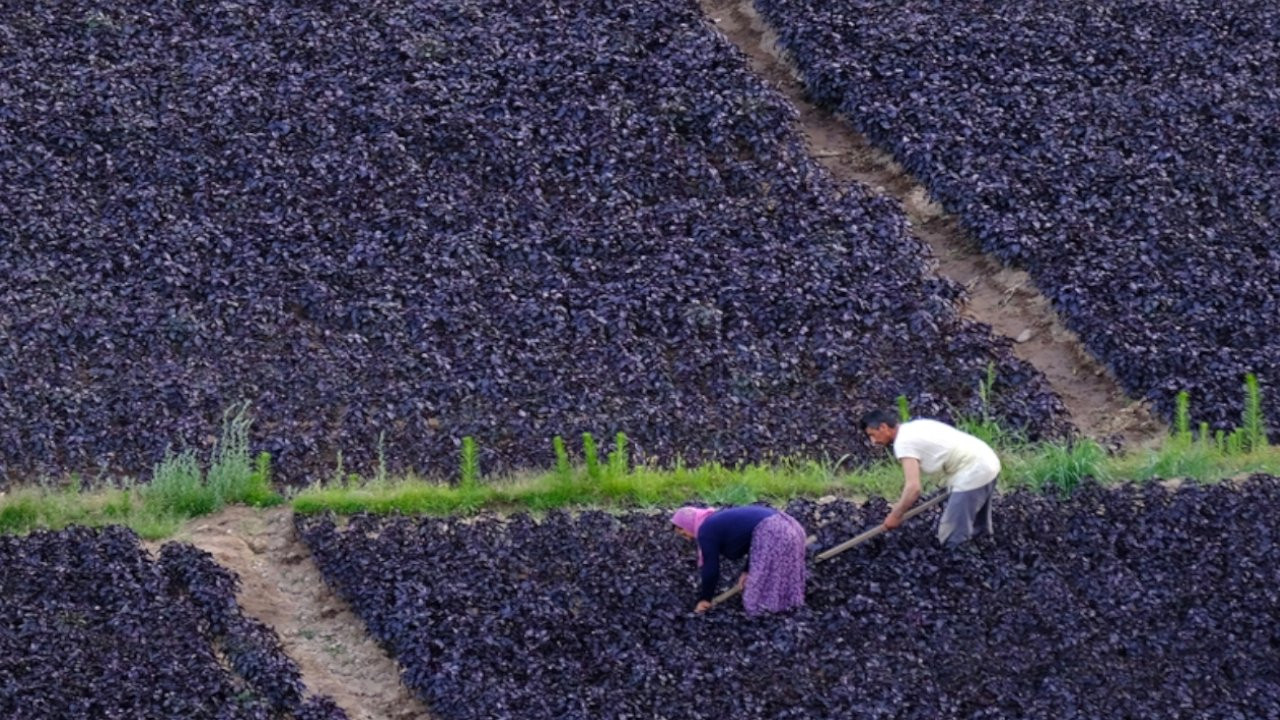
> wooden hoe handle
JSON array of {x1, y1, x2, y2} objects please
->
[{"x1": 814, "y1": 490, "x2": 950, "y2": 563}]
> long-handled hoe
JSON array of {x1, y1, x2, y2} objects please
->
[{"x1": 709, "y1": 490, "x2": 950, "y2": 609}]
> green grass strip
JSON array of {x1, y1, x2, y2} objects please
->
[
  {"x1": 288, "y1": 438, "x2": 1280, "y2": 517},
  {"x1": 6, "y1": 436, "x2": 1279, "y2": 535},
  {"x1": 3, "y1": 373, "x2": 1276, "y2": 534}
]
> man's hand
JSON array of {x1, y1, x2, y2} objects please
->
[
  {"x1": 694, "y1": 600, "x2": 712, "y2": 614},
  {"x1": 737, "y1": 572, "x2": 748, "y2": 589},
  {"x1": 883, "y1": 510, "x2": 904, "y2": 530}
]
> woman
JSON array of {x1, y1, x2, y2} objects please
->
[{"x1": 670, "y1": 504, "x2": 807, "y2": 616}]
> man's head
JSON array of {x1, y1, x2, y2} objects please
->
[{"x1": 859, "y1": 409, "x2": 900, "y2": 447}]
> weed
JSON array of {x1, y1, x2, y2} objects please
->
[
  {"x1": 552, "y1": 436, "x2": 572, "y2": 483},
  {"x1": 582, "y1": 433, "x2": 601, "y2": 482},
  {"x1": 460, "y1": 436, "x2": 479, "y2": 488}
]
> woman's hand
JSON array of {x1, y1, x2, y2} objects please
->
[
  {"x1": 694, "y1": 600, "x2": 712, "y2": 613},
  {"x1": 737, "y1": 572, "x2": 748, "y2": 589}
]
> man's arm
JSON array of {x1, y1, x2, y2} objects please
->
[{"x1": 884, "y1": 457, "x2": 922, "y2": 529}]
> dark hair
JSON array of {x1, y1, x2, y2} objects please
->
[{"x1": 858, "y1": 409, "x2": 900, "y2": 431}]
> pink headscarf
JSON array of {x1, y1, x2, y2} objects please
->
[{"x1": 670, "y1": 506, "x2": 717, "y2": 566}]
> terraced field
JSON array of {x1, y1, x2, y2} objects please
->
[{"x1": 2, "y1": 0, "x2": 1278, "y2": 718}]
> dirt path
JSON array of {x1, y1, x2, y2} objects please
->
[
  {"x1": 700, "y1": 0, "x2": 1164, "y2": 449},
  {"x1": 147, "y1": 506, "x2": 432, "y2": 720}
]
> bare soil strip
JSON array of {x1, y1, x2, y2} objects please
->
[
  {"x1": 147, "y1": 506, "x2": 432, "y2": 720},
  {"x1": 700, "y1": 0, "x2": 1164, "y2": 449}
]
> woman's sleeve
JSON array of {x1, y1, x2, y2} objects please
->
[{"x1": 697, "y1": 536, "x2": 720, "y2": 602}]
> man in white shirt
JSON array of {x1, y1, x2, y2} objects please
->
[{"x1": 859, "y1": 409, "x2": 1001, "y2": 548}]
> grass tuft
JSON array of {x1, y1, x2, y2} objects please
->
[
  {"x1": 1241, "y1": 372, "x2": 1267, "y2": 452},
  {"x1": 459, "y1": 436, "x2": 480, "y2": 488},
  {"x1": 145, "y1": 449, "x2": 218, "y2": 517},
  {"x1": 0, "y1": 404, "x2": 281, "y2": 537},
  {"x1": 582, "y1": 432, "x2": 601, "y2": 483},
  {"x1": 1011, "y1": 439, "x2": 1109, "y2": 496},
  {"x1": 552, "y1": 436, "x2": 571, "y2": 483}
]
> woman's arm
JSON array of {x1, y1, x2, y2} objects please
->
[{"x1": 697, "y1": 536, "x2": 720, "y2": 606}]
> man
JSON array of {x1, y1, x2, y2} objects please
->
[{"x1": 860, "y1": 409, "x2": 1000, "y2": 548}]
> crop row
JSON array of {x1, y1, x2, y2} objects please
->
[
  {"x1": 298, "y1": 477, "x2": 1280, "y2": 719},
  {"x1": 0, "y1": 526, "x2": 345, "y2": 719},
  {"x1": 0, "y1": 0, "x2": 1066, "y2": 483},
  {"x1": 755, "y1": 0, "x2": 1280, "y2": 435}
]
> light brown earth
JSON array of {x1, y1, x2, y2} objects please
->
[
  {"x1": 700, "y1": 0, "x2": 1165, "y2": 450},
  {"x1": 145, "y1": 506, "x2": 433, "y2": 720}
]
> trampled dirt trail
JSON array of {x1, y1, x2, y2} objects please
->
[
  {"x1": 147, "y1": 506, "x2": 433, "y2": 720},
  {"x1": 700, "y1": 0, "x2": 1164, "y2": 449}
]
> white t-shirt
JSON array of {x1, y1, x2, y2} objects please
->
[{"x1": 893, "y1": 419, "x2": 1000, "y2": 492}]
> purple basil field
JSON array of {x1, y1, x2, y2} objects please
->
[
  {"x1": 0, "y1": 0, "x2": 1068, "y2": 485},
  {"x1": 298, "y1": 479, "x2": 1280, "y2": 719},
  {"x1": 2, "y1": 0, "x2": 1279, "y2": 718}
]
